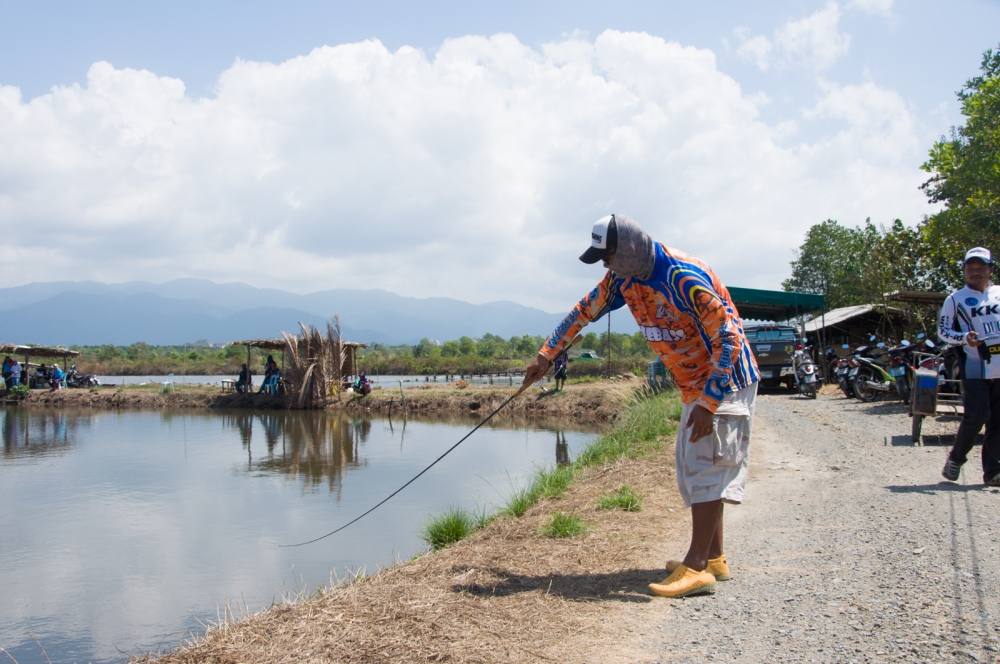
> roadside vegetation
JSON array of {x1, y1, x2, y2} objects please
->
[
  {"x1": 421, "y1": 388, "x2": 680, "y2": 549},
  {"x1": 68, "y1": 331, "x2": 656, "y2": 377}
]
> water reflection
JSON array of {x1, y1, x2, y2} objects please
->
[
  {"x1": 0, "y1": 408, "x2": 600, "y2": 664},
  {"x1": 218, "y1": 411, "x2": 583, "y2": 489},
  {"x1": 1, "y1": 408, "x2": 91, "y2": 458},
  {"x1": 555, "y1": 430, "x2": 570, "y2": 466},
  {"x1": 230, "y1": 413, "x2": 369, "y2": 492}
]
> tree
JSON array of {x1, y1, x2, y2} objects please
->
[
  {"x1": 782, "y1": 220, "x2": 869, "y2": 308},
  {"x1": 921, "y1": 44, "x2": 1000, "y2": 287}
]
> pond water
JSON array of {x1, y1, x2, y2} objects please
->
[
  {"x1": 94, "y1": 374, "x2": 531, "y2": 389},
  {"x1": 0, "y1": 408, "x2": 597, "y2": 664}
]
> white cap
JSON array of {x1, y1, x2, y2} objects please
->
[
  {"x1": 579, "y1": 214, "x2": 617, "y2": 264},
  {"x1": 964, "y1": 247, "x2": 993, "y2": 265}
]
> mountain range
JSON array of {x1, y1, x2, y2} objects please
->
[{"x1": 0, "y1": 279, "x2": 638, "y2": 346}]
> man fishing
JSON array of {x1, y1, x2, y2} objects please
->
[{"x1": 522, "y1": 214, "x2": 759, "y2": 598}]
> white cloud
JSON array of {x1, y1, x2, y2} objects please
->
[
  {"x1": 0, "y1": 30, "x2": 932, "y2": 312},
  {"x1": 734, "y1": 3, "x2": 851, "y2": 72},
  {"x1": 848, "y1": 0, "x2": 894, "y2": 17}
]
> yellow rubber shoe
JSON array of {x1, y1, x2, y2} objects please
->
[
  {"x1": 665, "y1": 554, "x2": 730, "y2": 581},
  {"x1": 648, "y1": 564, "x2": 717, "y2": 598}
]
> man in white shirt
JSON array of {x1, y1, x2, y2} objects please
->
[{"x1": 938, "y1": 246, "x2": 1000, "y2": 486}]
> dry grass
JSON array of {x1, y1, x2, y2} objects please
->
[
  {"x1": 137, "y1": 393, "x2": 687, "y2": 664},
  {"x1": 352, "y1": 375, "x2": 643, "y2": 424}
]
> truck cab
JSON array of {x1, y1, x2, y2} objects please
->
[{"x1": 745, "y1": 324, "x2": 799, "y2": 390}]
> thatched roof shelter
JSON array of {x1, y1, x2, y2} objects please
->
[
  {"x1": 229, "y1": 339, "x2": 289, "y2": 351},
  {"x1": 0, "y1": 344, "x2": 80, "y2": 358},
  {"x1": 227, "y1": 335, "x2": 368, "y2": 399},
  {"x1": 1, "y1": 344, "x2": 79, "y2": 371}
]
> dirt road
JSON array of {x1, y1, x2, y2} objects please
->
[{"x1": 649, "y1": 391, "x2": 1000, "y2": 663}]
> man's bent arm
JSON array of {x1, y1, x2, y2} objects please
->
[{"x1": 538, "y1": 271, "x2": 626, "y2": 361}]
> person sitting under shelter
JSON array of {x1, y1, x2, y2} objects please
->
[
  {"x1": 353, "y1": 371, "x2": 372, "y2": 396},
  {"x1": 236, "y1": 363, "x2": 253, "y2": 394},
  {"x1": 49, "y1": 364, "x2": 65, "y2": 391},
  {"x1": 259, "y1": 355, "x2": 281, "y2": 395}
]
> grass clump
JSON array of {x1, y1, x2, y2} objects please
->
[
  {"x1": 541, "y1": 512, "x2": 587, "y2": 538},
  {"x1": 575, "y1": 391, "x2": 679, "y2": 468},
  {"x1": 500, "y1": 391, "x2": 679, "y2": 520},
  {"x1": 504, "y1": 488, "x2": 537, "y2": 518},
  {"x1": 423, "y1": 508, "x2": 477, "y2": 550},
  {"x1": 597, "y1": 485, "x2": 642, "y2": 512},
  {"x1": 534, "y1": 464, "x2": 575, "y2": 499}
]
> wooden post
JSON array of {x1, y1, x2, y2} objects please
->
[
  {"x1": 606, "y1": 310, "x2": 612, "y2": 377},
  {"x1": 246, "y1": 344, "x2": 252, "y2": 389}
]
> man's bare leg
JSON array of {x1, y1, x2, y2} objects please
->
[
  {"x1": 682, "y1": 499, "x2": 723, "y2": 571},
  {"x1": 709, "y1": 502, "x2": 724, "y2": 559}
]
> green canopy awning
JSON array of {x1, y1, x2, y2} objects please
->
[{"x1": 728, "y1": 287, "x2": 825, "y2": 322}]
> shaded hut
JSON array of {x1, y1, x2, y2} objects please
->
[
  {"x1": 229, "y1": 321, "x2": 367, "y2": 409},
  {"x1": 0, "y1": 344, "x2": 80, "y2": 387}
]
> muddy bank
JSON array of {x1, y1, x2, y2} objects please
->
[
  {"x1": 13, "y1": 385, "x2": 287, "y2": 410},
  {"x1": 10, "y1": 376, "x2": 644, "y2": 422},
  {"x1": 346, "y1": 375, "x2": 643, "y2": 424}
]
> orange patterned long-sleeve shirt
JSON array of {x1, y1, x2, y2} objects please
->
[{"x1": 539, "y1": 243, "x2": 758, "y2": 413}]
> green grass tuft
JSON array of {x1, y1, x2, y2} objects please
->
[
  {"x1": 534, "y1": 464, "x2": 575, "y2": 499},
  {"x1": 597, "y1": 485, "x2": 643, "y2": 512},
  {"x1": 499, "y1": 391, "x2": 679, "y2": 520},
  {"x1": 574, "y1": 391, "x2": 679, "y2": 468},
  {"x1": 422, "y1": 508, "x2": 476, "y2": 550},
  {"x1": 541, "y1": 512, "x2": 587, "y2": 538}
]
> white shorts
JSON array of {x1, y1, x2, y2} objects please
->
[{"x1": 675, "y1": 383, "x2": 757, "y2": 507}]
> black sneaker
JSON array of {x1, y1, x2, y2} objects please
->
[
  {"x1": 942, "y1": 458, "x2": 962, "y2": 482},
  {"x1": 986, "y1": 471, "x2": 1000, "y2": 487}
]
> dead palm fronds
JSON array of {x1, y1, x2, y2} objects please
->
[{"x1": 281, "y1": 317, "x2": 351, "y2": 409}]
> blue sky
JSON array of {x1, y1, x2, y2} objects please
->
[{"x1": 1, "y1": 1, "x2": 998, "y2": 309}]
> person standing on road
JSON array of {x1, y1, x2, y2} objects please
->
[
  {"x1": 938, "y1": 246, "x2": 1000, "y2": 486},
  {"x1": 552, "y1": 349, "x2": 569, "y2": 391},
  {"x1": 522, "y1": 214, "x2": 759, "y2": 598}
]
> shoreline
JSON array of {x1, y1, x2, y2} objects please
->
[
  {"x1": 7, "y1": 376, "x2": 644, "y2": 425},
  {"x1": 135, "y1": 389, "x2": 683, "y2": 664}
]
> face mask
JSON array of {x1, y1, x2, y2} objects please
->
[{"x1": 606, "y1": 215, "x2": 654, "y2": 279}]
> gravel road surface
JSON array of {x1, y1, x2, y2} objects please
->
[{"x1": 651, "y1": 390, "x2": 999, "y2": 663}]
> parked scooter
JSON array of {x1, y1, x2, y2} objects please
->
[
  {"x1": 834, "y1": 345, "x2": 855, "y2": 398},
  {"x1": 886, "y1": 334, "x2": 938, "y2": 404},
  {"x1": 792, "y1": 341, "x2": 819, "y2": 399},
  {"x1": 850, "y1": 336, "x2": 896, "y2": 402},
  {"x1": 66, "y1": 365, "x2": 100, "y2": 388}
]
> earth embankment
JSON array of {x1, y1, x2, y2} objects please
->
[{"x1": 137, "y1": 388, "x2": 1000, "y2": 663}]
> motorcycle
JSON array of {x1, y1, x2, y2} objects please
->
[
  {"x1": 66, "y1": 366, "x2": 100, "y2": 388},
  {"x1": 886, "y1": 340, "x2": 916, "y2": 404},
  {"x1": 850, "y1": 337, "x2": 896, "y2": 402},
  {"x1": 792, "y1": 342, "x2": 819, "y2": 399},
  {"x1": 834, "y1": 346, "x2": 855, "y2": 398}
]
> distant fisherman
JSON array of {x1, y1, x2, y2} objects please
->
[
  {"x1": 522, "y1": 214, "x2": 759, "y2": 598},
  {"x1": 938, "y1": 247, "x2": 1000, "y2": 486}
]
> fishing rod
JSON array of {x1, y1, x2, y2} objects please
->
[{"x1": 281, "y1": 382, "x2": 530, "y2": 548}]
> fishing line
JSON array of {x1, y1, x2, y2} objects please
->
[{"x1": 281, "y1": 385, "x2": 528, "y2": 548}]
